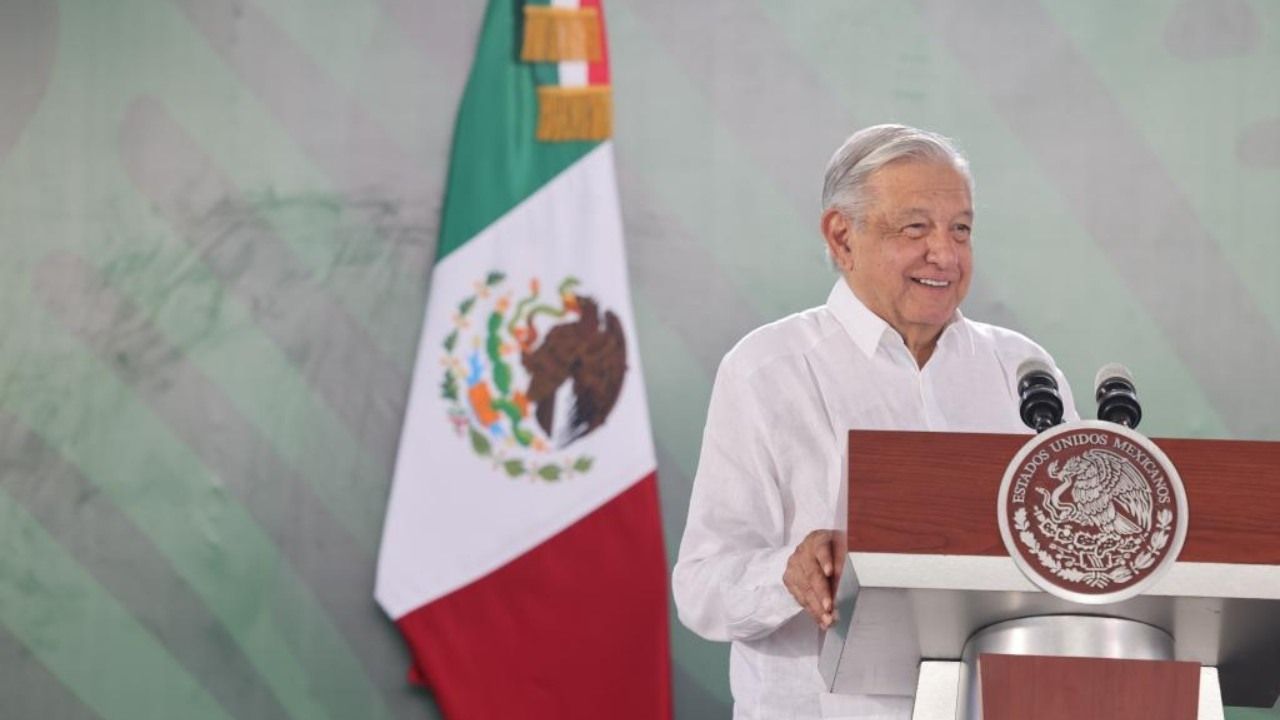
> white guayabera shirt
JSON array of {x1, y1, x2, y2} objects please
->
[{"x1": 673, "y1": 280, "x2": 1079, "y2": 720}]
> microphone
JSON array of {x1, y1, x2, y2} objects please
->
[
  {"x1": 1095, "y1": 363, "x2": 1142, "y2": 429},
  {"x1": 1017, "y1": 359, "x2": 1064, "y2": 433}
]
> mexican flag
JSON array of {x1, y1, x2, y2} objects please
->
[{"x1": 375, "y1": 1, "x2": 671, "y2": 717}]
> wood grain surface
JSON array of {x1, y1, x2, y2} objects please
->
[
  {"x1": 846, "y1": 430, "x2": 1280, "y2": 564},
  {"x1": 979, "y1": 653, "x2": 1200, "y2": 720}
]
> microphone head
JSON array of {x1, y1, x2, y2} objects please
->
[
  {"x1": 1016, "y1": 358, "x2": 1058, "y2": 396},
  {"x1": 1017, "y1": 358, "x2": 1054, "y2": 381},
  {"x1": 1094, "y1": 362, "x2": 1142, "y2": 429},
  {"x1": 1016, "y1": 357, "x2": 1063, "y2": 432},
  {"x1": 1094, "y1": 362, "x2": 1135, "y2": 396}
]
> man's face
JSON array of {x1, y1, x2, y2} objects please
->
[{"x1": 825, "y1": 159, "x2": 973, "y2": 348}]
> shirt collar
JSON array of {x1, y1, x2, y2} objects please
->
[
  {"x1": 826, "y1": 279, "x2": 891, "y2": 359},
  {"x1": 825, "y1": 279, "x2": 972, "y2": 359}
]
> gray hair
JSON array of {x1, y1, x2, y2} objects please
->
[{"x1": 821, "y1": 124, "x2": 973, "y2": 223}]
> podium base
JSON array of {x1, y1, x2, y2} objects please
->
[
  {"x1": 956, "y1": 615, "x2": 1171, "y2": 718},
  {"x1": 911, "y1": 660, "x2": 1224, "y2": 720},
  {"x1": 905, "y1": 615, "x2": 1229, "y2": 720}
]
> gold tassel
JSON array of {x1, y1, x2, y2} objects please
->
[
  {"x1": 521, "y1": 6, "x2": 602, "y2": 63},
  {"x1": 536, "y1": 86, "x2": 612, "y2": 142}
]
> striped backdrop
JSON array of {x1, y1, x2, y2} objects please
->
[{"x1": 0, "y1": 1, "x2": 1277, "y2": 718}]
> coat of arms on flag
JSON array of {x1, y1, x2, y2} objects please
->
[{"x1": 440, "y1": 271, "x2": 628, "y2": 480}]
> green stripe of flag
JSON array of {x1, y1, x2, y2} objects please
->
[{"x1": 436, "y1": 0, "x2": 597, "y2": 261}]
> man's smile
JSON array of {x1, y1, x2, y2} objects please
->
[{"x1": 913, "y1": 277, "x2": 952, "y2": 288}]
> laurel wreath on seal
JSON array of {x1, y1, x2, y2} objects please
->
[
  {"x1": 438, "y1": 271, "x2": 594, "y2": 483},
  {"x1": 1014, "y1": 507, "x2": 1174, "y2": 589}
]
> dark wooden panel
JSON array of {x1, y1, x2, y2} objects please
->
[
  {"x1": 979, "y1": 653, "x2": 1200, "y2": 720},
  {"x1": 846, "y1": 430, "x2": 1280, "y2": 564},
  {"x1": 1158, "y1": 438, "x2": 1280, "y2": 564},
  {"x1": 846, "y1": 431, "x2": 1023, "y2": 556}
]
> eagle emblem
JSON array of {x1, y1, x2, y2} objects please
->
[
  {"x1": 439, "y1": 272, "x2": 628, "y2": 481},
  {"x1": 997, "y1": 422, "x2": 1187, "y2": 604},
  {"x1": 1038, "y1": 449, "x2": 1153, "y2": 536}
]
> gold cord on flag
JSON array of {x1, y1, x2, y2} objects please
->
[
  {"x1": 535, "y1": 86, "x2": 612, "y2": 142},
  {"x1": 521, "y1": 6, "x2": 602, "y2": 63}
]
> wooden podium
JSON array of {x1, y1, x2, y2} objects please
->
[{"x1": 818, "y1": 430, "x2": 1280, "y2": 719}]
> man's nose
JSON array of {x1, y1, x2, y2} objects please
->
[{"x1": 924, "y1": 229, "x2": 958, "y2": 268}]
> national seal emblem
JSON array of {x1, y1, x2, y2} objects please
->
[{"x1": 997, "y1": 421, "x2": 1189, "y2": 604}]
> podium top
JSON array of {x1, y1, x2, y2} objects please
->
[
  {"x1": 847, "y1": 430, "x2": 1280, "y2": 566},
  {"x1": 823, "y1": 430, "x2": 1280, "y2": 707}
]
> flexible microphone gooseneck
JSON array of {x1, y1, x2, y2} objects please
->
[
  {"x1": 1017, "y1": 358, "x2": 1065, "y2": 433},
  {"x1": 1095, "y1": 363, "x2": 1142, "y2": 429}
]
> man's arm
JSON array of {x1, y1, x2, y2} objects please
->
[{"x1": 672, "y1": 361, "x2": 833, "y2": 641}]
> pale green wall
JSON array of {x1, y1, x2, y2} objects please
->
[{"x1": 1, "y1": 1, "x2": 1278, "y2": 718}]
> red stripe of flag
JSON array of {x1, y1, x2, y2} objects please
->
[
  {"x1": 396, "y1": 474, "x2": 671, "y2": 718},
  {"x1": 583, "y1": 0, "x2": 611, "y2": 85}
]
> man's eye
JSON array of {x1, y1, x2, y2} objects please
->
[
  {"x1": 902, "y1": 223, "x2": 928, "y2": 238},
  {"x1": 953, "y1": 224, "x2": 972, "y2": 240}
]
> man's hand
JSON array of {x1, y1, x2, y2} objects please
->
[{"x1": 782, "y1": 529, "x2": 837, "y2": 629}]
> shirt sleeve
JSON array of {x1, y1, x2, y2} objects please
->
[{"x1": 671, "y1": 358, "x2": 805, "y2": 643}]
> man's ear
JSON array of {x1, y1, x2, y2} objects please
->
[{"x1": 821, "y1": 209, "x2": 854, "y2": 271}]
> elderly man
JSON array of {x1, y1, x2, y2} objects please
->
[{"x1": 672, "y1": 125, "x2": 1078, "y2": 719}]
